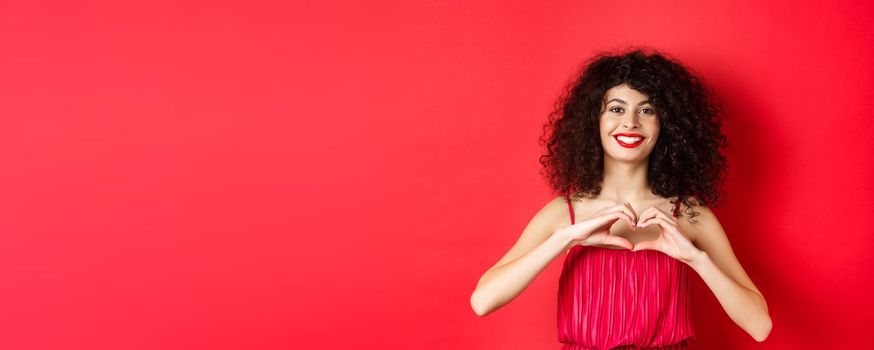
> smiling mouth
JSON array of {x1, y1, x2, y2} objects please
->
[{"x1": 614, "y1": 135, "x2": 644, "y2": 148}]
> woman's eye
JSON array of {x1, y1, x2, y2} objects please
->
[
  {"x1": 610, "y1": 107, "x2": 623, "y2": 113},
  {"x1": 641, "y1": 108, "x2": 655, "y2": 115}
]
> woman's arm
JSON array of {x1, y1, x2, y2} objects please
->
[
  {"x1": 682, "y1": 204, "x2": 773, "y2": 342},
  {"x1": 470, "y1": 197, "x2": 573, "y2": 317}
]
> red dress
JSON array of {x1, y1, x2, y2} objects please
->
[{"x1": 557, "y1": 195, "x2": 695, "y2": 349}]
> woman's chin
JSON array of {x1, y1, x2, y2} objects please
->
[{"x1": 604, "y1": 152, "x2": 652, "y2": 164}]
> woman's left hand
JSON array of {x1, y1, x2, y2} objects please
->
[{"x1": 632, "y1": 206, "x2": 704, "y2": 265}]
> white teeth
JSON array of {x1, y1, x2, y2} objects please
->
[{"x1": 616, "y1": 136, "x2": 642, "y2": 143}]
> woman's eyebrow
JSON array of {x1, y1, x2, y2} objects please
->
[{"x1": 605, "y1": 98, "x2": 653, "y2": 106}]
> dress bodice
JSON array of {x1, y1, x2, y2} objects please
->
[{"x1": 557, "y1": 195, "x2": 695, "y2": 349}]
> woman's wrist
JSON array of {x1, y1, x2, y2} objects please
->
[
  {"x1": 686, "y1": 249, "x2": 710, "y2": 269},
  {"x1": 551, "y1": 228, "x2": 577, "y2": 251}
]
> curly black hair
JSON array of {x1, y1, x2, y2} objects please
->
[{"x1": 538, "y1": 47, "x2": 728, "y2": 222}]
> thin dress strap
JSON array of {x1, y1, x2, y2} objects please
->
[
  {"x1": 564, "y1": 195, "x2": 575, "y2": 255},
  {"x1": 565, "y1": 195, "x2": 575, "y2": 225}
]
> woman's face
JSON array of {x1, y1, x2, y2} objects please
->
[{"x1": 599, "y1": 84, "x2": 660, "y2": 163}]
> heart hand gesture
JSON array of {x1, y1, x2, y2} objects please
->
[
  {"x1": 632, "y1": 206, "x2": 703, "y2": 265},
  {"x1": 558, "y1": 202, "x2": 639, "y2": 250}
]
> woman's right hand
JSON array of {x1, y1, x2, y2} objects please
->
[{"x1": 556, "y1": 202, "x2": 638, "y2": 250}]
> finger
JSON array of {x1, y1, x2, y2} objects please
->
[
  {"x1": 604, "y1": 235, "x2": 634, "y2": 250},
  {"x1": 616, "y1": 211, "x2": 637, "y2": 231},
  {"x1": 632, "y1": 239, "x2": 659, "y2": 252},
  {"x1": 638, "y1": 216, "x2": 677, "y2": 233},
  {"x1": 566, "y1": 211, "x2": 631, "y2": 238},
  {"x1": 655, "y1": 215, "x2": 678, "y2": 230},
  {"x1": 637, "y1": 215, "x2": 664, "y2": 229},
  {"x1": 650, "y1": 206, "x2": 678, "y2": 225},
  {"x1": 638, "y1": 213, "x2": 666, "y2": 228},
  {"x1": 621, "y1": 201, "x2": 639, "y2": 223},
  {"x1": 636, "y1": 215, "x2": 659, "y2": 229},
  {"x1": 594, "y1": 209, "x2": 635, "y2": 230},
  {"x1": 661, "y1": 222, "x2": 690, "y2": 243},
  {"x1": 604, "y1": 210, "x2": 636, "y2": 230},
  {"x1": 637, "y1": 206, "x2": 678, "y2": 227},
  {"x1": 611, "y1": 204, "x2": 639, "y2": 229},
  {"x1": 603, "y1": 204, "x2": 635, "y2": 221},
  {"x1": 636, "y1": 207, "x2": 657, "y2": 228},
  {"x1": 586, "y1": 233, "x2": 633, "y2": 250}
]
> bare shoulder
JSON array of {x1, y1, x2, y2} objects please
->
[
  {"x1": 525, "y1": 195, "x2": 575, "y2": 241},
  {"x1": 482, "y1": 196, "x2": 572, "y2": 274},
  {"x1": 677, "y1": 196, "x2": 722, "y2": 244}
]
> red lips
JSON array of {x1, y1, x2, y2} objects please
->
[{"x1": 613, "y1": 133, "x2": 645, "y2": 148}]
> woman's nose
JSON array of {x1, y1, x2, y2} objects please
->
[{"x1": 621, "y1": 115, "x2": 640, "y2": 128}]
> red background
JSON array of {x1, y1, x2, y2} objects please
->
[{"x1": 1, "y1": 1, "x2": 872, "y2": 349}]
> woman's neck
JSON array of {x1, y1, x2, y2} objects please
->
[{"x1": 600, "y1": 157, "x2": 652, "y2": 202}]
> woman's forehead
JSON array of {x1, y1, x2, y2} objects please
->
[{"x1": 604, "y1": 84, "x2": 649, "y2": 101}]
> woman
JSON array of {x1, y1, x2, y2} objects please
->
[{"x1": 469, "y1": 48, "x2": 772, "y2": 349}]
